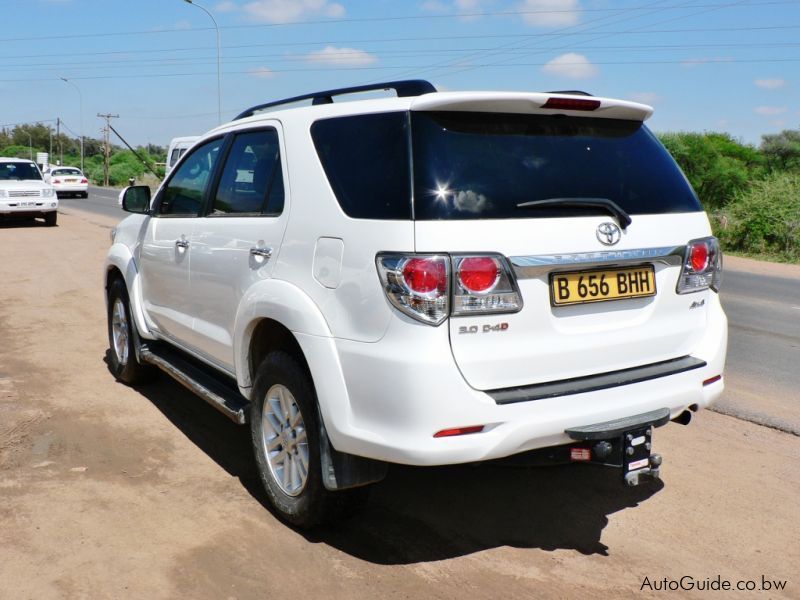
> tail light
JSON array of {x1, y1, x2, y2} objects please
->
[
  {"x1": 53, "y1": 179, "x2": 62, "y2": 184},
  {"x1": 452, "y1": 255, "x2": 522, "y2": 316},
  {"x1": 677, "y1": 237, "x2": 722, "y2": 294},
  {"x1": 376, "y1": 254, "x2": 450, "y2": 325},
  {"x1": 376, "y1": 253, "x2": 522, "y2": 325},
  {"x1": 80, "y1": 178, "x2": 88, "y2": 184}
]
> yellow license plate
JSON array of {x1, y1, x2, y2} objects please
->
[{"x1": 550, "y1": 265, "x2": 656, "y2": 306}]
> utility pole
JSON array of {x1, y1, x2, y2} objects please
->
[
  {"x1": 97, "y1": 113, "x2": 119, "y2": 187},
  {"x1": 56, "y1": 117, "x2": 62, "y2": 166}
]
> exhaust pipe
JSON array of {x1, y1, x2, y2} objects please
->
[{"x1": 672, "y1": 410, "x2": 692, "y2": 426}]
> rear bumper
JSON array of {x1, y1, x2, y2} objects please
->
[
  {"x1": 54, "y1": 184, "x2": 88, "y2": 194},
  {"x1": 315, "y1": 294, "x2": 727, "y2": 467}
]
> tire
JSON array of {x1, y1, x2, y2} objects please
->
[
  {"x1": 251, "y1": 351, "x2": 368, "y2": 528},
  {"x1": 106, "y1": 278, "x2": 156, "y2": 384},
  {"x1": 44, "y1": 211, "x2": 57, "y2": 227},
  {"x1": 81, "y1": 192, "x2": 89, "y2": 199}
]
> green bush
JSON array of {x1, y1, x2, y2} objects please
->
[
  {"x1": 108, "y1": 162, "x2": 139, "y2": 186},
  {"x1": 658, "y1": 132, "x2": 765, "y2": 209},
  {"x1": 718, "y1": 173, "x2": 800, "y2": 261}
]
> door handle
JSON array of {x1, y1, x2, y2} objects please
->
[
  {"x1": 175, "y1": 238, "x2": 189, "y2": 249},
  {"x1": 249, "y1": 246, "x2": 273, "y2": 259}
]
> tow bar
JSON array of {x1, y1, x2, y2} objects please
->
[{"x1": 565, "y1": 407, "x2": 671, "y2": 487}]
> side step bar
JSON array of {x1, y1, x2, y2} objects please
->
[{"x1": 139, "y1": 345, "x2": 250, "y2": 424}]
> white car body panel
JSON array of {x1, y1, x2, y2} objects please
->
[{"x1": 107, "y1": 89, "x2": 728, "y2": 467}]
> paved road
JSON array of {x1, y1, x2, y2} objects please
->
[
  {"x1": 718, "y1": 267, "x2": 800, "y2": 434},
  {"x1": 58, "y1": 185, "x2": 126, "y2": 219},
  {"x1": 61, "y1": 188, "x2": 799, "y2": 434}
]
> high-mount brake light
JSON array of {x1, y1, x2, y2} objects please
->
[
  {"x1": 542, "y1": 97, "x2": 601, "y2": 111},
  {"x1": 677, "y1": 237, "x2": 722, "y2": 294}
]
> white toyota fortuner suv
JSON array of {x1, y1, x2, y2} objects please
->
[
  {"x1": 0, "y1": 158, "x2": 58, "y2": 226},
  {"x1": 105, "y1": 81, "x2": 727, "y2": 527}
]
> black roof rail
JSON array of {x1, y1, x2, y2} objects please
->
[
  {"x1": 546, "y1": 90, "x2": 593, "y2": 96},
  {"x1": 234, "y1": 79, "x2": 437, "y2": 120}
]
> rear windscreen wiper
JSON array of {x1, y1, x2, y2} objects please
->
[{"x1": 516, "y1": 197, "x2": 632, "y2": 229}]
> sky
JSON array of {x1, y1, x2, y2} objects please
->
[{"x1": 0, "y1": 0, "x2": 798, "y2": 147}]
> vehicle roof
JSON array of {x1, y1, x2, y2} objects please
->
[
  {"x1": 209, "y1": 90, "x2": 653, "y2": 137},
  {"x1": 169, "y1": 136, "x2": 200, "y2": 145},
  {"x1": 0, "y1": 157, "x2": 36, "y2": 163}
]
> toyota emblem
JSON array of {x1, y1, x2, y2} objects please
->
[{"x1": 596, "y1": 222, "x2": 622, "y2": 246}]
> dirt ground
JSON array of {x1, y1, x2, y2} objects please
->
[{"x1": 1, "y1": 210, "x2": 798, "y2": 599}]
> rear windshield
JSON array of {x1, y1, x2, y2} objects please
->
[
  {"x1": 0, "y1": 162, "x2": 42, "y2": 181},
  {"x1": 52, "y1": 168, "x2": 81, "y2": 176},
  {"x1": 311, "y1": 111, "x2": 700, "y2": 220}
]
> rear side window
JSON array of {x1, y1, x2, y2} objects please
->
[
  {"x1": 212, "y1": 129, "x2": 284, "y2": 215},
  {"x1": 411, "y1": 112, "x2": 701, "y2": 220},
  {"x1": 311, "y1": 112, "x2": 411, "y2": 219}
]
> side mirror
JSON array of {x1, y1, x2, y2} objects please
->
[{"x1": 120, "y1": 185, "x2": 151, "y2": 214}]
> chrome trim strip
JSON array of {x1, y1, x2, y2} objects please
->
[{"x1": 510, "y1": 245, "x2": 685, "y2": 278}]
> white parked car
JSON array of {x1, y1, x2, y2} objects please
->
[
  {"x1": 0, "y1": 158, "x2": 58, "y2": 226},
  {"x1": 46, "y1": 166, "x2": 88, "y2": 198},
  {"x1": 165, "y1": 135, "x2": 199, "y2": 177},
  {"x1": 105, "y1": 81, "x2": 727, "y2": 527}
]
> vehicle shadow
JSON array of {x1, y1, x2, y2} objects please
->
[
  {"x1": 0, "y1": 218, "x2": 48, "y2": 228},
  {"x1": 120, "y1": 361, "x2": 663, "y2": 565}
]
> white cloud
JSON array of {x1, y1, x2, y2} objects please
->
[
  {"x1": 754, "y1": 78, "x2": 787, "y2": 90},
  {"x1": 305, "y1": 46, "x2": 378, "y2": 66},
  {"x1": 542, "y1": 53, "x2": 597, "y2": 79},
  {"x1": 215, "y1": 1, "x2": 238, "y2": 12},
  {"x1": 753, "y1": 105, "x2": 787, "y2": 116},
  {"x1": 628, "y1": 92, "x2": 659, "y2": 104},
  {"x1": 518, "y1": 0, "x2": 580, "y2": 27},
  {"x1": 243, "y1": 0, "x2": 345, "y2": 24},
  {"x1": 249, "y1": 66, "x2": 276, "y2": 79}
]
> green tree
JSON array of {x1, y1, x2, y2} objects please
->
[
  {"x1": 658, "y1": 132, "x2": 765, "y2": 209},
  {"x1": 761, "y1": 129, "x2": 800, "y2": 172}
]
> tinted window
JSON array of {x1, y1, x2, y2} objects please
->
[
  {"x1": 411, "y1": 112, "x2": 701, "y2": 220},
  {"x1": 169, "y1": 147, "x2": 188, "y2": 168},
  {"x1": 52, "y1": 168, "x2": 81, "y2": 176},
  {"x1": 311, "y1": 112, "x2": 411, "y2": 219},
  {"x1": 159, "y1": 138, "x2": 223, "y2": 216},
  {"x1": 0, "y1": 162, "x2": 42, "y2": 181},
  {"x1": 212, "y1": 129, "x2": 284, "y2": 215}
]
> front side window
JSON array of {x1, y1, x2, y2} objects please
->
[
  {"x1": 159, "y1": 138, "x2": 223, "y2": 216},
  {"x1": 212, "y1": 129, "x2": 284, "y2": 215},
  {"x1": 0, "y1": 162, "x2": 42, "y2": 181}
]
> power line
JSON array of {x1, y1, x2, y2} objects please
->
[
  {"x1": 5, "y1": 41, "x2": 800, "y2": 72},
  {"x1": 1, "y1": 56, "x2": 797, "y2": 84},
  {"x1": 0, "y1": 0, "x2": 792, "y2": 44}
]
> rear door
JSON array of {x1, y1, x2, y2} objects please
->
[
  {"x1": 187, "y1": 125, "x2": 290, "y2": 370},
  {"x1": 410, "y1": 110, "x2": 712, "y2": 390}
]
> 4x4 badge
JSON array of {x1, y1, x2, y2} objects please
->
[{"x1": 596, "y1": 222, "x2": 622, "y2": 246}]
